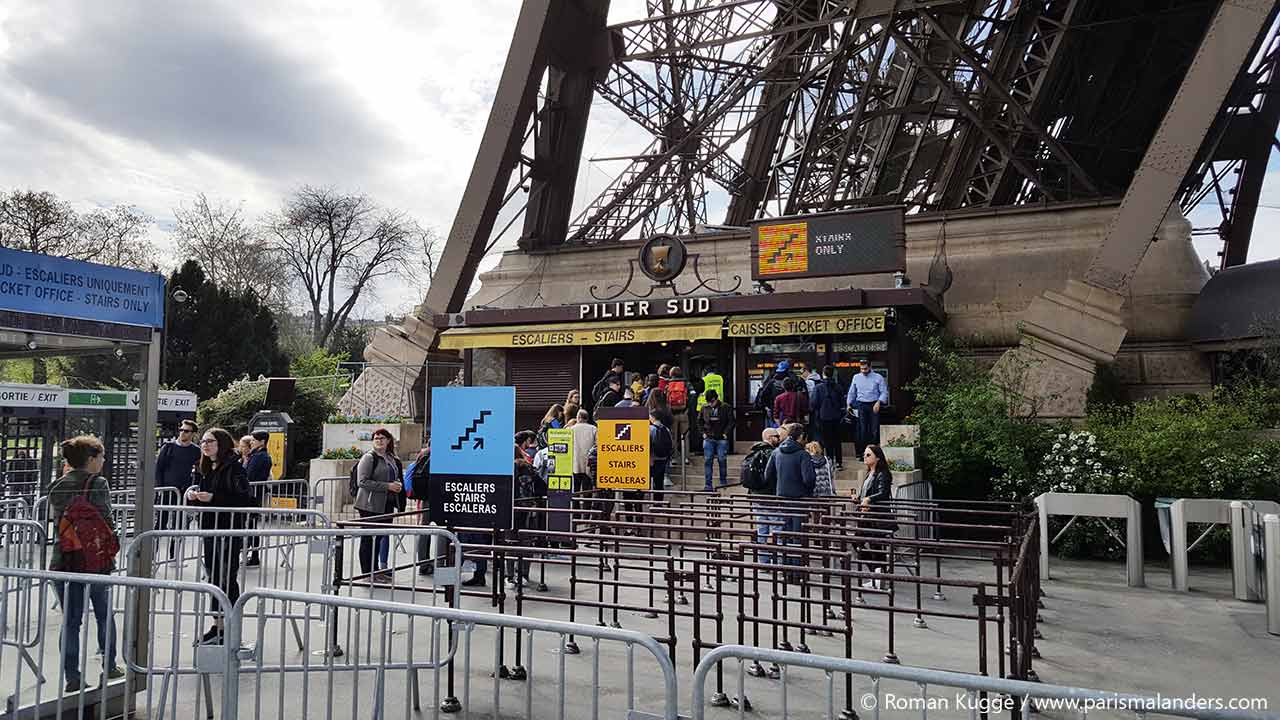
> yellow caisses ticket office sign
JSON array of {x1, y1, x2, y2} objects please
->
[{"x1": 595, "y1": 409, "x2": 651, "y2": 490}]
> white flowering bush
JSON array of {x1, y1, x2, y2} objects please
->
[
  {"x1": 992, "y1": 430, "x2": 1126, "y2": 499},
  {"x1": 1035, "y1": 431, "x2": 1128, "y2": 494}
]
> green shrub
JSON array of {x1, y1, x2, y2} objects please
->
[
  {"x1": 906, "y1": 326, "x2": 1059, "y2": 499},
  {"x1": 1086, "y1": 387, "x2": 1269, "y2": 499},
  {"x1": 321, "y1": 446, "x2": 363, "y2": 460},
  {"x1": 197, "y1": 378, "x2": 336, "y2": 477}
]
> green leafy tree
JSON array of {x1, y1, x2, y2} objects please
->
[
  {"x1": 198, "y1": 378, "x2": 336, "y2": 477},
  {"x1": 906, "y1": 326, "x2": 1059, "y2": 499},
  {"x1": 289, "y1": 348, "x2": 344, "y2": 378},
  {"x1": 164, "y1": 260, "x2": 289, "y2": 400}
]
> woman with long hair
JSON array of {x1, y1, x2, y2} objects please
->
[
  {"x1": 564, "y1": 389, "x2": 581, "y2": 408},
  {"x1": 237, "y1": 435, "x2": 254, "y2": 467},
  {"x1": 645, "y1": 388, "x2": 674, "y2": 429},
  {"x1": 854, "y1": 443, "x2": 896, "y2": 587},
  {"x1": 186, "y1": 427, "x2": 256, "y2": 642},
  {"x1": 353, "y1": 428, "x2": 404, "y2": 584},
  {"x1": 541, "y1": 404, "x2": 566, "y2": 430}
]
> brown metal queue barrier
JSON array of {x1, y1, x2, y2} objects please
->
[{"x1": 331, "y1": 489, "x2": 1037, "y2": 717}]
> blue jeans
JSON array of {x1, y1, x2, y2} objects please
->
[
  {"x1": 856, "y1": 402, "x2": 880, "y2": 448},
  {"x1": 754, "y1": 503, "x2": 783, "y2": 564},
  {"x1": 703, "y1": 439, "x2": 729, "y2": 488},
  {"x1": 59, "y1": 581, "x2": 116, "y2": 681},
  {"x1": 782, "y1": 515, "x2": 805, "y2": 567}
]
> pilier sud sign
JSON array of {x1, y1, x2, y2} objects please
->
[
  {"x1": 0, "y1": 246, "x2": 166, "y2": 328},
  {"x1": 750, "y1": 206, "x2": 905, "y2": 281}
]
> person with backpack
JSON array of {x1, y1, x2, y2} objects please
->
[
  {"x1": 405, "y1": 441, "x2": 439, "y2": 577},
  {"x1": 508, "y1": 444, "x2": 547, "y2": 586},
  {"x1": 697, "y1": 389, "x2": 734, "y2": 491},
  {"x1": 739, "y1": 428, "x2": 782, "y2": 562},
  {"x1": 772, "y1": 377, "x2": 810, "y2": 427},
  {"x1": 242, "y1": 431, "x2": 272, "y2": 567},
  {"x1": 591, "y1": 358, "x2": 625, "y2": 404},
  {"x1": 765, "y1": 423, "x2": 817, "y2": 568},
  {"x1": 186, "y1": 427, "x2": 257, "y2": 644},
  {"x1": 48, "y1": 435, "x2": 122, "y2": 692},
  {"x1": 648, "y1": 410, "x2": 674, "y2": 497},
  {"x1": 754, "y1": 361, "x2": 790, "y2": 428},
  {"x1": 596, "y1": 376, "x2": 624, "y2": 413},
  {"x1": 351, "y1": 428, "x2": 404, "y2": 585},
  {"x1": 666, "y1": 367, "x2": 691, "y2": 464},
  {"x1": 812, "y1": 365, "x2": 847, "y2": 470}
]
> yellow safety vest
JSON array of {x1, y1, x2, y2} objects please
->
[{"x1": 698, "y1": 373, "x2": 725, "y2": 410}]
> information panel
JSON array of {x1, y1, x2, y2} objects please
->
[
  {"x1": 595, "y1": 407, "x2": 651, "y2": 491},
  {"x1": 751, "y1": 207, "x2": 905, "y2": 281},
  {"x1": 429, "y1": 386, "x2": 515, "y2": 529},
  {"x1": 0, "y1": 246, "x2": 165, "y2": 327},
  {"x1": 545, "y1": 427, "x2": 574, "y2": 532}
]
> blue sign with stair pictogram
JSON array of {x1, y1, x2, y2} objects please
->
[{"x1": 430, "y1": 386, "x2": 515, "y2": 476}]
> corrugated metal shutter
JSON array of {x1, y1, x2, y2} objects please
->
[{"x1": 508, "y1": 347, "x2": 579, "y2": 417}]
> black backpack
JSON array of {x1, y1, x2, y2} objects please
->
[
  {"x1": 755, "y1": 377, "x2": 781, "y2": 412},
  {"x1": 348, "y1": 453, "x2": 383, "y2": 500},
  {"x1": 651, "y1": 423, "x2": 673, "y2": 461},
  {"x1": 739, "y1": 445, "x2": 773, "y2": 491}
]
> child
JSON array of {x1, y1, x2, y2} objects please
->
[{"x1": 806, "y1": 441, "x2": 835, "y2": 497}]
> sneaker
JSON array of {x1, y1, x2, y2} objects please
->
[
  {"x1": 105, "y1": 665, "x2": 125, "y2": 681},
  {"x1": 64, "y1": 677, "x2": 82, "y2": 693},
  {"x1": 461, "y1": 575, "x2": 486, "y2": 588},
  {"x1": 245, "y1": 553, "x2": 260, "y2": 567},
  {"x1": 201, "y1": 626, "x2": 222, "y2": 643},
  {"x1": 373, "y1": 570, "x2": 394, "y2": 585},
  {"x1": 703, "y1": 485, "x2": 714, "y2": 492},
  {"x1": 835, "y1": 464, "x2": 844, "y2": 471}
]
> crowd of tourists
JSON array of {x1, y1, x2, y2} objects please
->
[{"x1": 42, "y1": 355, "x2": 893, "y2": 690}]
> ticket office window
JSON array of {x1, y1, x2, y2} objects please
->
[
  {"x1": 831, "y1": 338, "x2": 891, "y2": 405},
  {"x1": 746, "y1": 339, "x2": 819, "y2": 404}
]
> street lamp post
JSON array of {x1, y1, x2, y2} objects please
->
[{"x1": 160, "y1": 288, "x2": 189, "y2": 386}]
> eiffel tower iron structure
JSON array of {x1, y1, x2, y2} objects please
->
[{"x1": 353, "y1": 0, "x2": 1280, "y2": 418}]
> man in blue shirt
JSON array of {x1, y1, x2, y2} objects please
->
[{"x1": 845, "y1": 360, "x2": 888, "y2": 455}]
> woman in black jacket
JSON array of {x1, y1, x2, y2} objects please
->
[
  {"x1": 854, "y1": 443, "x2": 896, "y2": 587},
  {"x1": 186, "y1": 427, "x2": 257, "y2": 642}
]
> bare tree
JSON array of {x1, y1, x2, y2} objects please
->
[
  {"x1": 266, "y1": 186, "x2": 417, "y2": 350},
  {"x1": 0, "y1": 190, "x2": 85, "y2": 256},
  {"x1": 0, "y1": 190, "x2": 154, "y2": 269},
  {"x1": 173, "y1": 194, "x2": 285, "y2": 306},
  {"x1": 406, "y1": 225, "x2": 441, "y2": 289},
  {"x1": 80, "y1": 205, "x2": 155, "y2": 270}
]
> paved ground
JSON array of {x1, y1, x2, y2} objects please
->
[{"x1": 3, "y1": 524, "x2": 1277, "y2": 718}]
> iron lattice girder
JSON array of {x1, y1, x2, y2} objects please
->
[
  {"x1": 570, "y1": 2, "x2": 862, "y2": 243},
  {"x1": 1177, "y1": 7, "x2": 1280, "y2": 268},
  {"x1": 611, "y1": 0, "x2": 901, "y2": 61},
  {"x1": 905, "y1": 7, "x2": 1100, "y2": 200}
]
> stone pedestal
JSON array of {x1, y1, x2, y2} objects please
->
[{"x1": 994, "y1": 279, "x2": 1129, "y2": 418}]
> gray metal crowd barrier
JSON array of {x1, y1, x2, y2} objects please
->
[
  {"x1": 0, "y1": 566, "x2": 233, "y2": 720},
  {"x1": 1265, "y1": 514, "x2": 1279, "y2": 636},
  {"x1": 224, "y1": 589, "x2": 680, "y2": 720},
  {"x1": 691, "y1": 645, "x2": 1273, "y2": 720},
  {"x1": 0, "y1": 498, "x2": 30, "y2": 522},
  {"x1": 1035, "y1": 492, "x2": 1144, "y2": 587},
  {"x1": 1171, "y1": 498, "x2": 1280, "y2": 592}
]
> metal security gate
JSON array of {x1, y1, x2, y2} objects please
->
[{"x1": 0, "y1": 416, "x2": 56, "y2": 502}]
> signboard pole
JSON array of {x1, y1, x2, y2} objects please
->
[{"x1": 130, "y1": 328, "x2": 162, "y2": 701}]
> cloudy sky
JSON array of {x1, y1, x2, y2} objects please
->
[{"x1": 0, "y1": 1, "x2": 1276, "y2": 318}]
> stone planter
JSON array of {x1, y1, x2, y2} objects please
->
[
  {"x1": 322, "y1": 422, "x2": 425, "y2": 458},
  {"x1": 308, "y1": 458, "x2": 359, "y2": 514},
  {"x1": 891, "y1": 469, "x2": 925, "y2": 491},
  {"x1": 880, "y1": 424, "x2": 920, "y2": 447},
  {"x1": 883, "y1": 446, "x2": 918, "y2": 469}
]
